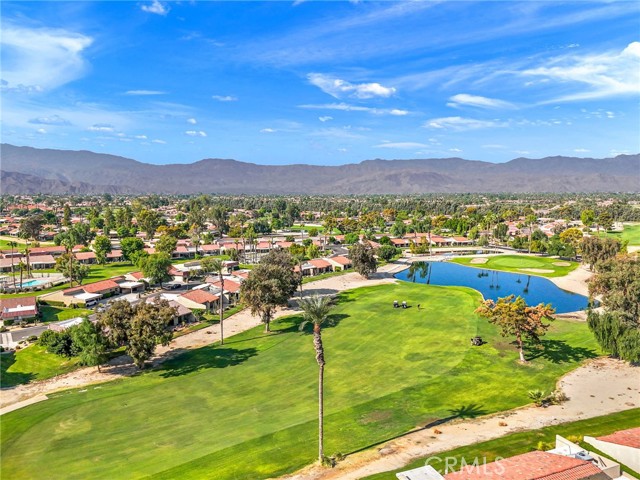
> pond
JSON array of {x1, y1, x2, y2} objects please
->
[{"x1": 395, "y1": 261, "x2": 591, "y2": 314}]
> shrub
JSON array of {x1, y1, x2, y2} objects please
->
[
  {"x1": 0, "y1": 326, "x2": 8, "y2": 333},
  {"x1": 528, "y1": 389, "x2": 547, "y2": 407},
  {"x1": 26, "y1": 335, "x2": 38, "y2": 343}
]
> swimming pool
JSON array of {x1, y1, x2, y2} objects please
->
[
  {"x1": 395, "y1": 261, "x2": 591, "y2": 314},
  {"x1": 18, "y1": 279, "x2": 49, "y2": 288}
]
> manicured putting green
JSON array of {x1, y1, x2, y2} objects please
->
[
  {"x1": 1, "y1": 283, "x2": 598, "y2": 480},
  {"x1": 452, "y1": 254, "x2": 579, "y2": 277}
]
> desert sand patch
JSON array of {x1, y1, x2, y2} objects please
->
[
  {"x1": 519, "y1": 268, "x2": 554, "y2": 273},
  {"x1": 553, "y1": 261, "x2": 572, "y2": 267},
  {"x1": 469, "y1": 257, "x2": 488, "y2": 264}
]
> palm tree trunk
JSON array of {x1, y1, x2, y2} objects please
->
[
  {"x1": 516, "y1": 332, "x2": 526, "y2": 362},
  {"x1": 219, "y1": 274, "x2": 225, "y2": 345},
  {"x1": 314, "y1": 326, "x2": 326, "y2": 462}
]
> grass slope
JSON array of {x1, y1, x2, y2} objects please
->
[
  {"x1": 363, "y1": 408, "x2": 640, "y2": 479},
  {"x1": 1, "y1": 283, "x2": 599, "y2": 480},
  {"x1": 39, "y1": 306, "x2": 93, "y2": 324},
  {"x1": 1, "y1": 345, "x2": 80, "y2": 387},
  {"x1": 600, "y1": 223, "x2": 640, "y2": 246},
  {"x1": 452, "y1": 254, "x2": 578, "y2": 278}
]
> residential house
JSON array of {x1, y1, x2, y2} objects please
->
[
  {"x1": 0, "y1": 296, "x2": 38, "y2": 325},
  {"x1": 391, "y1": 238, "x2": 410, "y2": 248},
  {"x1": 106, "y1": 249, "x2": 124, "y2": 262},
  {"x1": 75, "y1": 251, "x2": 97, "y2": 264},
  {"x1": 29, "y1": 254, "x2": 56, "y2": 270},
  {"x1": 176, "y1": 289, "x2": 220, "y2": 313},
  {"x1": 327, "y1": 255, "x2": 352, "y2": 271},
  {"x1": 206, "y1": 277, "x2": 242, "y2": 306}
]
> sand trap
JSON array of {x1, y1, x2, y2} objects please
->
[
  {"x1": 519, "y1": 268, "x2": 554, "y2": 273},
  {"x1": 469, "y1": 258, "x2": 488, "y2": 264},
  {"x1": 553, "y1": 261, "x2": 572, "y2": 267}
]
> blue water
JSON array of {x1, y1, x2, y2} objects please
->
[
  {"x1": 395, "y1": 261, "x2": 591, "y2": 314},
  {"x1": 19, "y1": 279, "x2": 47, "y2": 287}
]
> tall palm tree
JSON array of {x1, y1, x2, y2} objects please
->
[
  {"x1": 298, "y1": 295, "x2": 333, "y2": 462},
  {"x1": 23, "y1": 243, "x2": 31, "y2": 278},
  {"x1": 18, "y1": 260, "x2": 26, "y2": 288},
  {"x1": 8, "y1": 241, "x2": 17, "y2": 279},
  {"x1": 208, "y1": 258, "x2": 226, "y2": 345}
]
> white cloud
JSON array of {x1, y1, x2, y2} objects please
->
[
  {"x1": 88, "y1": 123, "x2": 115, "y2": 132},
  {"x1": 299, "y1": 102, "x2": 409, "y2": 116},
  {"x1": 28, "y1": 115, "x2": 71, "y2": 126},
  {"x1": 260, "y1": 128, "x2": 277, "y2": 133},
  {"x1": 187, "y1": 118, "x2": 197, "y2": 124},
  {"x1": 152, "y1": 139, "x2": 166, "y2": 144},
  {"x1": 125, "y1": 90, "x2": 166, "y2": 95},
  {"x1": 185, "y1": 130, "x2": 207, "y2": 137},
  {"x1": 212, "y1": 95, "x2": 238, "y2": 102},
  {"x1": 141, "y1": 0, "x2": 168, "y2": 16},
  {"x1": 449, "y1": 148, "x2": 463, "y2": 153},
  {"x1": 574, "y1": 148, "x2": 590, "y2": 153},
  {"x1": 307, "y1": 73, "x2": 396, "y2": 99},
  {"x1": 374, "y1": 142, "x2": 429, "y2": 149},
  {"x1": 1, "y1": 23, "x2": 93, "y2": 91},
  {"x1": 424, "y1": 116, "x2": 503, "y2": 131},
  {"x1": 447, "y1": 93, "x2": 515, "y2": 109},
  {"x1": 319, "y1": 116, "x2": 333, "y2": 122},
  {"x1": 523, "y1": 41, "x2": 640, "y2": 102},
  {"x1": 134, "y1": 135, "x2": 147, "y2": 139},
  {"x1": 36, "y1": 128, "x2": 46, "y2": 134}
]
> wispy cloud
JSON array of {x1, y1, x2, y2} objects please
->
[
  {"x1": 187, "y1": 118, "x2": 197, "y2": 124},
  {"x1": 299, "y1": 102, "x2": 408, "y2": 116},
  {"x1": 125, "y1": 90, "x2": 166, "y2": 96},
  {"x1": 152, "y1": 139, "x2": 166, "y2": 144},
  {"x1": 523, "y1": 41, "x2": 640, "y2": 102},
  {"x1": 447, "y1": 93, "x2": 515, "y2": 109},
  {"x1": 319, "y1": 116, "x2": 333, "y2": 122},
  {"x1": 88, "y1": 123, "x2": 115, "y2": 132},
  {"x1": 260, "y1": 128, "x2": 277, "y2": 133},
  {"x1": 375, "y1": 142, "x2": 430, "y2": 149},
  {"x1": 212, "y1": 95, "x2": 237, "y2": 102},
  {"x1": 1, "y1": 23, "x2": 93, "y2": 91},
  {"x1": 424, "y1": 116, "x2": 504, "y2": 131},
  {"x1": 141, "y1": 0, "x2": 169, "y2": 16},
  {"x1": 307, "y1": 73, "x2": 396, "y2": 99},
  {"x1": 28, "y1": 115, "x2": 71, "y2": 126},
  {"x1": 185, "y1": 130, "x2": 207, "y2": 137}
]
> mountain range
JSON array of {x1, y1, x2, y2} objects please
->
[{"x1": 1, "y1": 144, "x2": 638, "y2": 195}]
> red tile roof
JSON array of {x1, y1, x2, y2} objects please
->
[
  {"x1": 596, "y1": 427, "x2": 640, "y2": 449},
  {"x1": 1, "y1": 296, "x2": 37, "y2": 310},
  {"x1": 444, "y1": 451, "x2": 602, "y2": 480},
  {"x1": 330, "y1": 255, "x2": 352, "y2": 265},
  {"x1": 74, "y1": 251, "x2": 97, "y2": 260},
  {"x1": 309, "y1": 258, "x2": 332, "y2": 268},
  {"x1": 209, "y1": 278, "x2": 241, "y2": 292},
  {"x1": 180, "y1": 289, "x2": 219, "y2": 304},
  {"x1": 65, "y1": 277, "x2": 124, "y2": 295},
  {"x1": 29, "y1": 246, "x2": 66, "y2": 256},
  {"x1": 29, "y1": 254, "x2": 56, "y2": 264}
]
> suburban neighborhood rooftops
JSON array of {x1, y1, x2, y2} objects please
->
[{"x1": 180, "y1": 289, "x2": 219, "y2": 304}]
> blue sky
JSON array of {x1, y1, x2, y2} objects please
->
[{"x1": 2, "y1": 1, "x2": 639, "y2": 165}]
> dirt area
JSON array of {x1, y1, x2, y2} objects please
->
[
  {"x1": 553, "y1": 261, "x2": 572, "y2": 267},
  {"x1": 469, "y1": 258, "x2": 488, "y2": 264},
  {"x1": 280, "y1": 358, "x2": 640, "y2": 480}
]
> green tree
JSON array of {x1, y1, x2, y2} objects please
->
[
  {"x1": 63, "y1": 204, "x2": 72, "y2": 227},
  {"x1": 55, "y1": 253, "x2": 90, "y2": 285},
  {"x1": 19, "y1": 215, "x2": 45, "y2": 241},
  {"x1": 72, "y1": 318, "x2": 109, "y2": 371},
  {"x1": 98, "y1": 299, "x2": 174, "y2": 369},
  {"x1": 377, "y1": 244, "x2": 398, "y2": 262},
  {"x1": 350, "y1": 242, "x2": 377, "y2": 279},
  {"x1": 120, "y1": 237, "x2": 145, "y2": 262},
  {"x1": 93, "y1": 235, "x2": 112, "y2": 264},
  {"x1": 581, "y1": 236, "x2": 620, "y2": 271},
  {"x1": 139, "y1": 253, "x2": 172, "y2": 286},
  {"x1": 581, "y1": 209, "x2": 595, "y2": 228},
  {"x1": 559, "y1": 228, "x2": 583, "y2": 253},
  {"x1": 240, "y1": 251, "x2": 297, "y2": 332},
  {"x1": 137, "y1": 209, "x2": 162, "y2": 240},
  {"x1": 298, "y1": 295, "x2": 334, "y2": 463},
  {"x1": 155, "y1": 234, "x2": 178, "y2": 256},
  {"x1": 587, "y1": 255, "x2": 640, "y2": 363},
  {"x1": 475, "y1": 295, "x2": 555, "y2": 363}
]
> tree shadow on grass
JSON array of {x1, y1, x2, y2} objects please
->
[
  {"x1": 298, "y1": 314, "x2": 350, "y2": 334},
  {"x1": 158, "y1": 345, "x2": 258, "y2": 378},
  {"x1": 0, "y1": 352, "x2": 37, "y2": 388},
  {"x1": 525, "y1": 339, "x2": 598, "y2": 364}
]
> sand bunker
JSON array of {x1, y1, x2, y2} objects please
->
[
  {"x1": 469, "y1": 257, "x2": 489, "y2": 264},
  {"x1": 553, "y1": 261, "x2": 572, "y2": 267},
  {"x1": 519, "y1": 268, "x2": 554, "y2": 273}
]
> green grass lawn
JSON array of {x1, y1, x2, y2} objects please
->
[
  {"x1": 39, "y1": 306, "x2": 93, "y2": 324},
  {"x1": 0, "y1": 283, "x2": 599, "y2": 480},
  {"x1": 0, "y1": 237, "x2": 55, "y2": 249},
  {"x1": 599, "y1": 223, "x2": 640, "y2": 246},
  {"x1": 451, "y1": 254, "x2": 579, "y2": 278},
  {"x1": 363, "y1": 408, "x2": 640, "y2": 479},
  {"x1": 0, "y1": 345, "x2": 81, "y2": 387}
]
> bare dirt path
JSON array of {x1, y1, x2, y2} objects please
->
[
  {"x1": 0, "y1": 267, "x2": 398, "y2": 412},
  {"x1": 279, "y1": 357, "x2": 639, "y2": 480}
]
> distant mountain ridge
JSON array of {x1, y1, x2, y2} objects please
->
[{"x1": 1, "y1": 144, "x2": 638, "y2": 194}]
